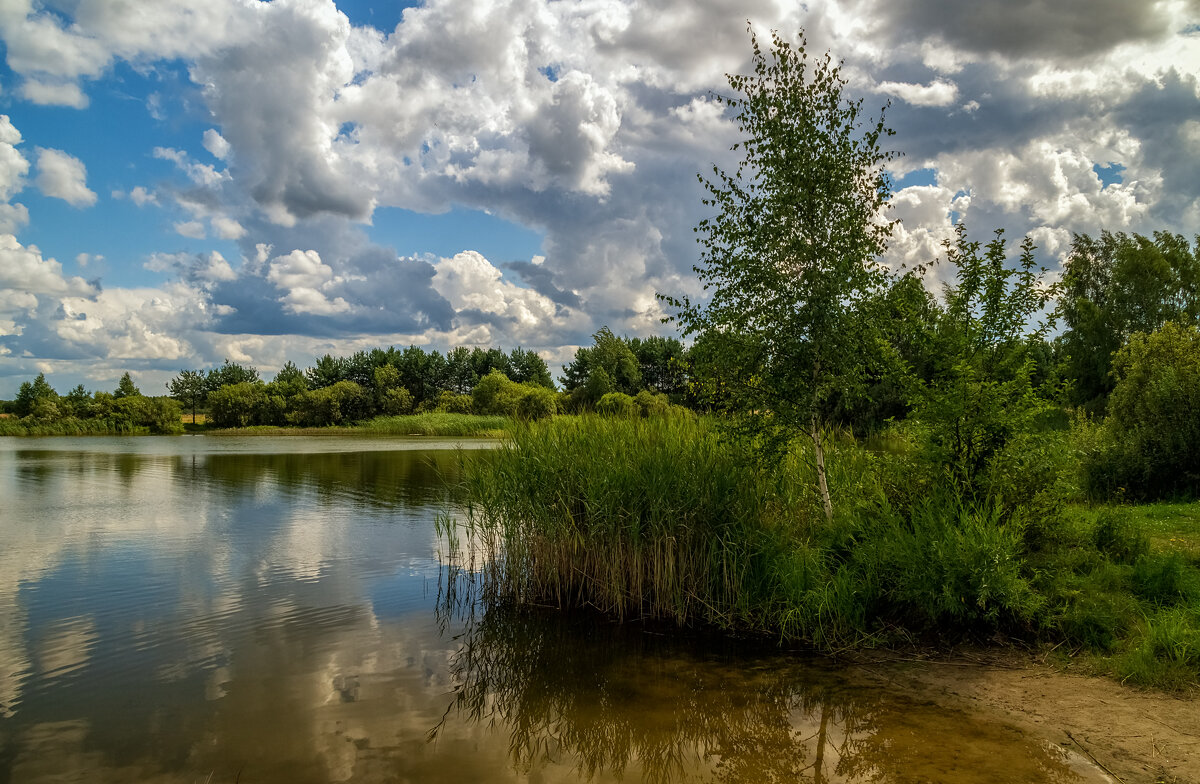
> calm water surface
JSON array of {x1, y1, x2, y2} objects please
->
[{"x1": 0, "y1": 436, "x2": 1109, "y2": 783}]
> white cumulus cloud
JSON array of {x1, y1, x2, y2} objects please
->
[{"x1": 34, "y1": 148, "x2": 96, "y2": 207}]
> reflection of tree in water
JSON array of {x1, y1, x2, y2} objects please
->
[
  {"x1": 432, "y1": 603, "x2": 1093, "y2": 784},
  {"x1": 432, "y1": 604, "x2": 882, "y2": 784},
  {"x1": 173, "y1": 449, "x2": 466, "y2": 510}
]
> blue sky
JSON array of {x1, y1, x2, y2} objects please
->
[{"x1": 0, "y1": 0, "x2": 1197, "y2": 397}]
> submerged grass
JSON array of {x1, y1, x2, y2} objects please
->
[{"x1": 450, "y1": 414, "x2": 1200, "y2": 690}]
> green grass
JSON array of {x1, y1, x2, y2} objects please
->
[
  {"x1": 0, "y1": 418, "x2": 156, "y2": 436},
  {"x1": 446, "y1": 414, "x2": 1200, "y2": 690},
  {"x1": 1112, "y1": 501, "x2": 1200, "y2": 561},
  {"x1": 200, "y1": 413, "x2": 511, "y2": 437},
  {"x1": 356, "y1": 412, "x2": 510, "y2": 437}
]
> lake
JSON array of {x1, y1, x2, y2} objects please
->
[{"x1": 0, "y1": 436, "x2": 1111, "y2": 783}]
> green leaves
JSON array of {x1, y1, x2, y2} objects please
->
[
  {"x1": 914, "y1": 225, "x2": 1057, "y2": 494},
  {"x1": 663, "y1": 28, "x2": 896, "y2": 511}
]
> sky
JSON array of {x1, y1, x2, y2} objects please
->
[{"x1": 0, "y1": 0, "x2": 1198, "y2": 398}]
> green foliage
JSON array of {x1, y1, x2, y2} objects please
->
[
  {"x1": 167, "y1": 369, "x2": 207, "y2": 422},
  {"x1": 14, "y1": 373, "x2": 58, "y2": 418},
  {"x1": 514, "y1": 386, "x2": 556, "y2": 420},
  {"x1": 506, "y1": 347, "x2": 554, "y2": 388},
  {"x1": 596, "y1": 392, "x2": 638, "y2": 418},
  {"x1": 561, "y1": 327, "x2": 642, "y2": 406},
  {"x1": 206, "y1": 359, "x2": 259, "y2": 391},
  {"x1": 662, "y1": 28, "x2": 895, "y2": 519},
  {"x1": 270, "y1": 361, "x2": 309, "y2": 397},
  {"x1": 114, "y1": 372, "x2": 140, "y2": 399},
  {"x1": 61, "y1": 384, "x2": 92, "y2": 417},
  {"x1": 1093, "y1": 322, "x2": 1200, "y2": 499},
  {"x1": 628, "y1": 336, "x2": 688, "y2": 398},
  {"x1": 291, "y1": 380, "x2": 370, "y2": 426},
  {"x1": 633, "y1": 389, "x2": 670, "y2": 417},
  {"x1": 864, "y1": 493, "x2": 1043, "y2": 630},
  {"x1": 470, "y1": 370, "x2": 554, "y2": 418},
  {"x1": 1059, "y1": 231, "x2": 1200, "y2": 410},
  {"x1": 305, "y1": 353, "x2": 347, "y2": 389},
  {"x1": 912, "y1": 226, "x2": 1057, "y2": 494},
  {"x1": 381, "y1": 386, "x2": 416, "y2": 415},
  {"x1": 207, "y1": 382, "x2": 271, "y2": 428}
]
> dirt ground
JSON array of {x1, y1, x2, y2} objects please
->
[{"x1": 847, "y1": 650, "x2": 1200, "y2": 784}]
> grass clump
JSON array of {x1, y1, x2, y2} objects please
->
[{"x1": 457, "y1": 414, "x2": 786, "y2": 629}]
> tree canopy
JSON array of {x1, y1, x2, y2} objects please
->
[{"x1": 664, "y1": 28, "x2": 895, "y2": 519}]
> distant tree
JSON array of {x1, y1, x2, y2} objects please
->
[
  {"x1": 62, "y1": 384, "x2": 93, "y2": 418},
  {"x1": 14, "y1": 373, "x2": 59, "y2": 418},
  {"x1": 663, "y1": 28, "x2": 895, "y2": 521},
  {"x1": 445, "y1": 347, "x2": 479, "y2": 394},
  {"x1": 1087, "y1": 322, "x2": 1200, "y2": 499},
  {"x1": 306, "y1": 354, "x2": 347, "y2": 389},
  {"x1": 114, "y1": 372, "x2": 141, "y2": 399},
  {"x1": 268, "y1": 361, "x2": 308, "y2": 398},
  {"x1": 206, "y1": 360, "x2": 259, "y2": 392},
  {"x1": 1058, "y1": 231, "x2": 1200, "y2": 410},
  {"x1": 207, "y1": 382, "x2": 269, "y2": 428},
  {"x1": 628, "y1": 336, "x2": 688, "y2": 398},
  {"x1": 507, "y1": 347, "x2": 554, "y2": 388},
  {"x1": 561, "y1": 327, "x2": 642, "y2": 407},
  {"x1": 167, "y1": 370, "x2": 207, "y2": 423},
  {"x1": 292, "y1": 381, "x2": 370, "y2": 426},
  {"x1": 463, "y1": 347, "x2": 509, "y2": 382},
  {"x1": 913, "y1": 226, "x2": 1056, "y2": 494}
]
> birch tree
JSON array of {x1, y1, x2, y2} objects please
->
[{"x1": 664, "y1": 28, "x2": 895, "y2": 522}]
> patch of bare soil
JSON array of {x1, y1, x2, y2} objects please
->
[{"x1": 846, "y1": 650, "x2": 1200, "y2": 784}]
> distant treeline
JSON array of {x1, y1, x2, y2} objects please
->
[{"x1": 0, "y1": 335, "x2": 693, "y2": 432}]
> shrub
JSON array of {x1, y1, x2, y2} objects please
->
[
  {"x1": 292, "y1": 381, "x2": 370, "y2": 426},
  {"x1": 207, "y1": 382, "x2": 270, "y2": 428},
  {"x1": 1087, "y1": 322, "x2": 1200, "y2": 499},
  {"x1": 515, "y1": 386, "x2": 556, "y2": 420},
  {"x1": 634, "y1": 390, "x2": 670, "y2": 417},
  {"x1": 381, "y1": 386, "x2": 415, "y2": 415},
  {"x1": 472, "y1": 370, "x2": 521, "y2": 415},
  {"x1": 596, "y1": 392, "x2": 638, "y2": 418}
]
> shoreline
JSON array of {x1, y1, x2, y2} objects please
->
[{"x1": 846, "y1": 647, "x2": 1200, "y2": 784}]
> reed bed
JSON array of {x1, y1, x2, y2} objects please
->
[
  {"x1": 456, "y1": 415, "x2": 802, "y2": 631},
  {"x1": 356, "y1": 413, "x2": 511, "y2": 437}
]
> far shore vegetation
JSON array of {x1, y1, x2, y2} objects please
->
[{"x1": 4, "y1": 30, "x2": 1200, "y2": 691}]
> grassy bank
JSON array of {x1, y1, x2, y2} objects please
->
[
  {"x1": 449, "y1": 414, "x2": 1200, "y2": 690},
  {"x1": 3, "y1": 412, "x2": 511, "y2": 438},
  {"x1": 0, "y1": 417, "x2": 162, "y2": 436},
  {"x1": 204, "y1": 413, "x2": 511, "y2": 437}
]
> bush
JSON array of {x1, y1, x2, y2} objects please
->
[
  {"x1": 292, "y1": 381, "x2": 370, "y2": 426},
  {"x1": 515, "y1": 386, "x2": 556, "y2": 420},
  {"x1": 634, "y1": 390, "x2": 670, "y2": 417},
  {"x1": 1086, "y1": 322, "x2": 1200, "y2": 499},
  {"x1": 435, "y1": 391, "x2": 473, "y2": 414},
  {"x1": 381, "y1": 386, "x2": 415, "y2": 415},
  {"x1": 596, "y1": 392, "x2": 638, "y2": 418},
  {"x1": 207, "y1": 382, "x2": 270, "y2": 428},
  {"x1": 472, "y1": 370, "x2": 521, "y2": 415}
]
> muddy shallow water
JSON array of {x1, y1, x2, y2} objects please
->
[{"x1": 0, "y1": 436, "x2": 1113, "y2": 783}]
